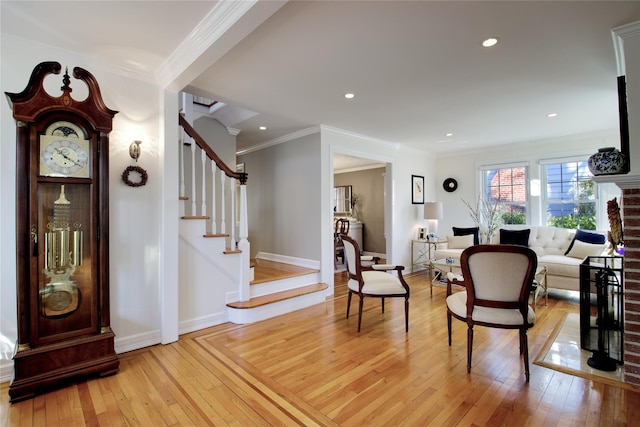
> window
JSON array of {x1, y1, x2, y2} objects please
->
[
  {"x1": 481, "y1": 164, "x2": 528, "y2": 224},
  {"x1": 543, "y1": 159, "x2": 596, "y2": 230}
]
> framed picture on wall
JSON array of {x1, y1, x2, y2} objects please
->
[{"x1": 412, "y1": 175, "x2": 424, "y2": 204}]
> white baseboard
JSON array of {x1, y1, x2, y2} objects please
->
[
  {"x1": 178, "y1": 312, "x2": 227, "y2": 335},
  {"x1": 114, "y1": 330, "x2": 162, "y2": 355}
]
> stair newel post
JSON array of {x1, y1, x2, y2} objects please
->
[
  {"x1": 210, "y1": 159, "x2": 217, "y2": 233},
  {"x1": 200, "y1": 148, "x2": 206, "y2": 217},
  {"x1": 190, "y1": 138, "x2": 196, "y2": 215},
  {"x1": 230, "y1": 176, "x2": 236, "y2": 248},
  {"x1": 220, "y1": 170, "x2": 226, "y2": 235},
  {"x1": 179, "y1": 128, "x2": 186, "y2": 198},
  {"x1": 238, "y1": 181, "x2": 250, "y2": 301}
]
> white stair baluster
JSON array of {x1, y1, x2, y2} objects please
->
[
  {"x1": 200, "y1": 148, "x2": 206, "y2": 217},
  {"x1": 211, "y1": 159, "x2": 217, "y2": 233},
  {"x1": 220, "y1": 170, "x2": 226, "y2": 235}
]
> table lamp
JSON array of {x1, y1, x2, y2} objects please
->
[{"x1": 424, "y1": 201, "x2": 443, "y2": 240}]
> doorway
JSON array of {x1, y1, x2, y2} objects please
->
[{"x1": 333, "y1": 153, "x2": 388, "y2": 270}]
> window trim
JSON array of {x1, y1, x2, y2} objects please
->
[
  {"x1": 479, "y1": 161, "x2": 530, "y2": 225},
  {"x1": 539, "y1": 156, "x2": 598, "y2": 230}
]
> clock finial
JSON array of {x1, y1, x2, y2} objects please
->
[{"x1": 61, "y1": 66, "x2": 72, "y2": 93}]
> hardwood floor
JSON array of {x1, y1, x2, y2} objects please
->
[{"x1": 2, "y1": 269, "x2": 640, "y2": 426}]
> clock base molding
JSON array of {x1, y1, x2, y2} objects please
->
[{"x1": 8, "y1": 331, "x2": 118, "y2": 403}]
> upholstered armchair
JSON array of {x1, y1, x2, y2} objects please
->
[
  {"x1": 341, "y1": 235, "x2": 410, "y2": 332},
  {"x1": 446, "y1": 244, "x2": 537, "y2": 381}
]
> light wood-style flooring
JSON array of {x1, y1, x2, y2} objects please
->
[{"x1": 2, "y1": 268, "x2": 640, "y2": 426}]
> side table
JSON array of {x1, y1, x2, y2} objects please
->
[{"x1": 410, "y1": 239, "x2": 445, "y2": 273}]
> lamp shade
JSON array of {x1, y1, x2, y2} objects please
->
[{"x1": 424, "y1": 201, "x2": 443, "y2": 220}]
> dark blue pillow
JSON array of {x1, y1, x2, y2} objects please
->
[
  {"x1": 500, "y1": 229, "x2": 530, "y2": 247},
  {"x1": 453, "y1": 226, "x2": 479, "y2": 245},
  {"x1": 565, "y1": 230, "x2": 606, "y2": 255}
]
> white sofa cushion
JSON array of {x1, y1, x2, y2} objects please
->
[
  {"x1": 538, "y1": 254, "x2": 583, "y2": 278},
  {"x1": 565, "y1": 239, "x2": 606, "y2": 259},
  {"x1": 447, "y1": 234, "x2": 474, "y2": 249}
]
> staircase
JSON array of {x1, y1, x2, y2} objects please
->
[
  {"x1": 227, "y1": 259, "x2": 328, "y2": 324},
  {"x1": 177, "y1": 98, "x2": 330, "y2": 328}
]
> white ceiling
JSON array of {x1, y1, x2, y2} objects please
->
[{"x1": 2, "y1": 1, "x2": 639, "y2": 161}]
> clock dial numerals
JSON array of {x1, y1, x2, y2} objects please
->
[
  {"x1": 42, "y1": 139, "x2": 89, "y2": 175},
  {"x1": 39, "y1": 122, "x2": 91, "y2": 178}
]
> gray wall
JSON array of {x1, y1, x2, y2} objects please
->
[
  {"x1": 334, "y1": 167, "x2": 385, "y2": 253},
  {"x1": 239, "y1": 133, "x2": 321, "y2": 259}
]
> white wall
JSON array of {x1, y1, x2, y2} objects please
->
[
  {"x1": 1, "y1": 36, "x2": 166, "y2": 379},
  {"x1": 434, "y1": 131, "x2": 622, "y2": 237}
]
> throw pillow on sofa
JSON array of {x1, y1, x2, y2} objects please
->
[
  {"x1": 447, "y1": 234, "x2": 474, "y2": 249},
  {"x1": 565, "y1": 239, "x2": 605, "y2": 259},
  {"x1": 452, "y1": 226, "x2": 479, "y2": 245},
  {"x1": 499, "y1": 228, "x2": 530, "y2": 247},
  {"x1": 565, "y1": 229, "x2": 606, "y2": 255}
]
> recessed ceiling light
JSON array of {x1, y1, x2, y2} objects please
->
[
  {"x1": 445, "y1": 133, "x2": 453, "y2": 137},
  {"x1": 481, "y1": 37, "x2": 499, "y2": 48},
  {"x1": 344, "y1": 93, "x2": 355, "y2": 99},
  {"x1": 259, "y1": 126, "x2": 267, "y2": 130},
  {"x1": 546, "y1": 113, "x2": 558, "y2": 118}
]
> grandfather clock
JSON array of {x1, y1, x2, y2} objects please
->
[{"x1": 6, "y1": 62, "x2": 119, "y2": 402}]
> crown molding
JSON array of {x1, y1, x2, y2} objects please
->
[
  {"x1": 236, "y1": 126, "x2": 321, "y2": 156},
  {"x1": 155, "y1": 1, "x2": 258, "y2": 88},
  {"x1": 612, "y1": 21, "x2": 640, "y2": 76}
]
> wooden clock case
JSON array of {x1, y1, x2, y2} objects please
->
[{"x1": 6, "y1": 62, "x2": 119, "y2": 402}]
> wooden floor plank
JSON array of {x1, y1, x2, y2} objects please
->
[{"x1": 3, "y1": 269, "x2": 640, "y2": 426}]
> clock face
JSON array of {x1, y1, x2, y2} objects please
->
[{"x1": 40, "y1": 121, "x2": 90, "y2": 178}]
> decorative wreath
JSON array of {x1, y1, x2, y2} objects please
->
[{"x1": 122, "y1": 165, "x2": 148, "y2": 187}]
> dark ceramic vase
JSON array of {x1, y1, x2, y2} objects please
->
[{"x1": 587, "y1": 147, "x2": 627, "y2": 176}]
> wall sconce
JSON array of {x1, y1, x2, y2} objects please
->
[{"x1": 129, "y1": 140, "x2": 142, "y2": 162}]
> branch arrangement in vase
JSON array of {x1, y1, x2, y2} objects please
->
[{"x1": 462, "y1": 197, "x2": 503, "y2": 243}]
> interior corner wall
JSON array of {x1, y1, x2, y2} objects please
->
[
  {"x1": 434, "y1": 132, "x2": 619, "y2": 237},
  {"x1": 1, "y1": 37, "x2": 166, "y2": 382},
  {"x1": 238, "y1": 132, "x2": 322, "y2": 260}
]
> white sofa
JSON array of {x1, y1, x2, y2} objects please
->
[{"x1": 434, "y1": 225, "x2": 610, "y2": 292}]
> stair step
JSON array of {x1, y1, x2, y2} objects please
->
[
  {"x1": 226, "y1": 283, "x2": 328, "y2": 309},
  {"x1": 203, "y1": 233, "x2": 229, "y2": 238},
  {"x1": 181, "y1": 215, "x2": 210, "y2": 220},
  {"x1": 251, "y1": 259, "x2": 319, "y2": 285},
  {"x1": 224, "y1": 248, "x2": 242, "y2": 254}
]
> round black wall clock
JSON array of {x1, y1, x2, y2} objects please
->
[{"x1": 443, "y1": 178, "x2": 458, "y2": 192}]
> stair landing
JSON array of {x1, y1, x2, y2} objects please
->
[{"x1": 251, "y1": 259, "x2": 319, "y2": 284}]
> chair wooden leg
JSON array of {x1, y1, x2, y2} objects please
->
[
  {"x1": 346, "y1": 292, "x2": 352, "y2": 319},
  {"x1": 405, "y1": 298, "x2": 409, "y2": 332},
  {"x1": 447, "y1": 311, "x2": 452, "y2": 346},
  {"x1": 467, "y1": 325, "x2": 474, "y2": 373},
  {"x1": 357, "y1": 297, "x2": 364, "y2": 332},
  {"x1": 521, "y1": 329, "x2": 530, "y2": 382},
  {"x1": 381, "y1": 297, "x2": 385, "y2": 313}
]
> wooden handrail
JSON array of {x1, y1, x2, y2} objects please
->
[{"x1": 179, "y1": 113, "x2": 248, "y2": 184}]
